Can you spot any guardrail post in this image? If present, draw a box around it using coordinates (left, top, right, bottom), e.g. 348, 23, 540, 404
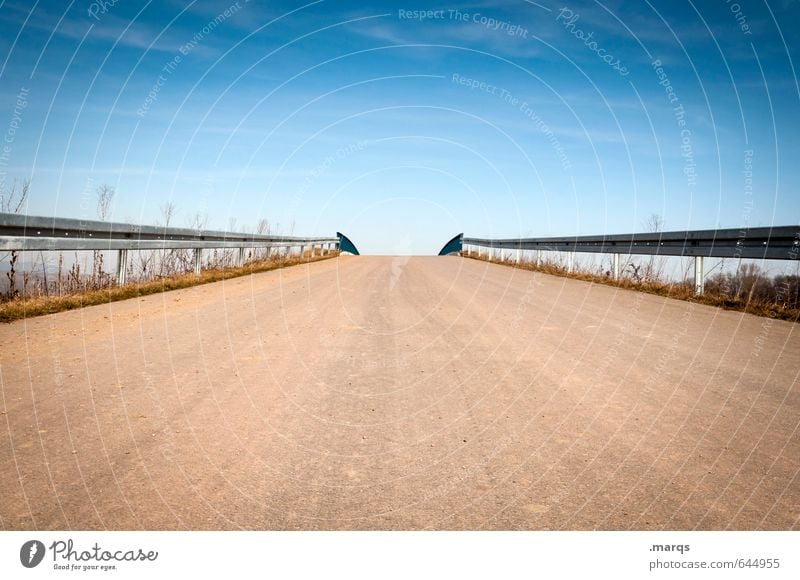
516, 248, 521, 264
536, 250, 541, 268
613, 253, 620, 280
237, 247, 246, 267
694, 256, 705, 295
193, 248, 202, 276
567, 252, 574, 273
116, 249, 128, 286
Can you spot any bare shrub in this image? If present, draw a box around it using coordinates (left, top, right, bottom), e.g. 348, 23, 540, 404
1, 179, 30, 299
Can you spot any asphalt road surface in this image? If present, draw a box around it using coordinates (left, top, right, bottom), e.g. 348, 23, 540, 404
1, 256, 798, 530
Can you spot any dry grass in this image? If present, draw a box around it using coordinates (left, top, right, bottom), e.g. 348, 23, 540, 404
465, 252, 800, 323
0, 252, 339, 323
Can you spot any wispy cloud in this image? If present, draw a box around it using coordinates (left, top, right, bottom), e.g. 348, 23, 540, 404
4, 2, 204, 55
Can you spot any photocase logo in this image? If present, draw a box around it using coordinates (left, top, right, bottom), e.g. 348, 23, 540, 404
20, 540, 45, 568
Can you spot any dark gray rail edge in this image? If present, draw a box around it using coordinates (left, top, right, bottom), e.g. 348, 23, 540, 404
441, 226, 800, 294
0, 212, 342, 285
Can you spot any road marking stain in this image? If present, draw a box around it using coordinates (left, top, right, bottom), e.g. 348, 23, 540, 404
338, 325, 363, 332
524, 503, 551, 514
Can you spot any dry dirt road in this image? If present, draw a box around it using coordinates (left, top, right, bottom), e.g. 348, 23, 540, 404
1, 256, 798, 530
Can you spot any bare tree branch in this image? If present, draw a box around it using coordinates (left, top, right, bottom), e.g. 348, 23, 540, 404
96, 184, 115, 221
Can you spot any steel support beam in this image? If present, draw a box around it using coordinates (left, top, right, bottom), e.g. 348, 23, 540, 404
116, 249, 128, 286
694, 255, 705, 295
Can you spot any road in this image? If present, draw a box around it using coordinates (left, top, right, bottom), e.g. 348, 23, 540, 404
1, 256, 798, 530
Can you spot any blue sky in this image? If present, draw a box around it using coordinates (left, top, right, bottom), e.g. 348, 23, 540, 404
0, 0, 798, 254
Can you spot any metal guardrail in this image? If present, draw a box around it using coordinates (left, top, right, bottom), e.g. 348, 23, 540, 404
0, 213, 341, 285
336, 232, 360, 256
445, 226, 800, 294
